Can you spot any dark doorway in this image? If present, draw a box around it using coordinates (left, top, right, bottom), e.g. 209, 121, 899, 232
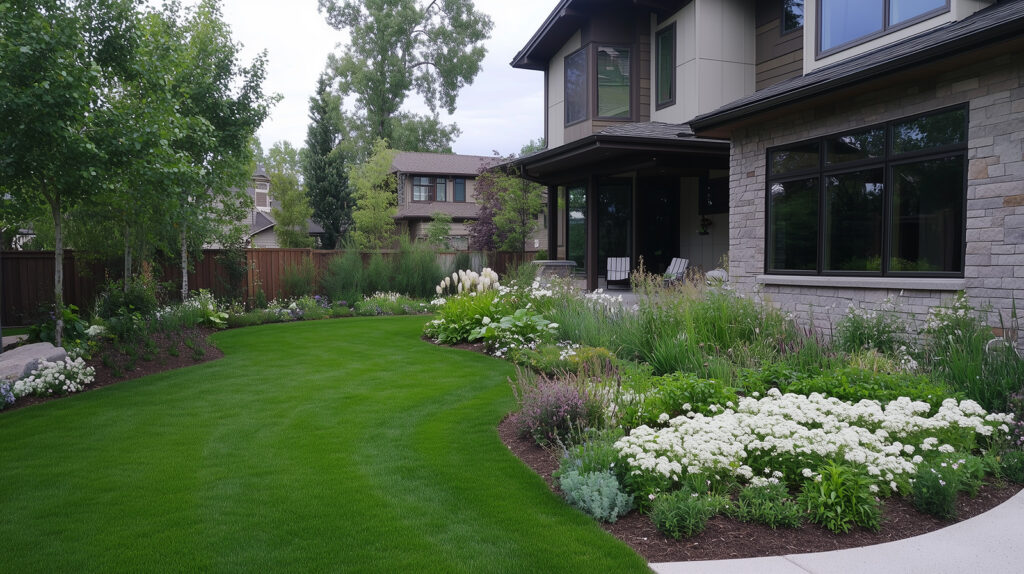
597, 177, 633, 276
637, 177, 680, 274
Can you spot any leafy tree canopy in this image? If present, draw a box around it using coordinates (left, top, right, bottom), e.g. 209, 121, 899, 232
349, 139, 397, 250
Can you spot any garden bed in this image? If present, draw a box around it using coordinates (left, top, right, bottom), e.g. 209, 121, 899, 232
498, 415, 1023, 562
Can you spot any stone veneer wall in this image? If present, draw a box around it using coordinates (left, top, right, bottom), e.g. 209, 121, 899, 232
727, 53, 1024, 337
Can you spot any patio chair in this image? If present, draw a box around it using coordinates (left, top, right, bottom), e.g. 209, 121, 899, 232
664, 257, 689, 283
606, 257, 631, 289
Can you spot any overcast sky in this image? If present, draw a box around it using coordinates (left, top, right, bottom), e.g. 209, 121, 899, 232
215, 0, 553, 157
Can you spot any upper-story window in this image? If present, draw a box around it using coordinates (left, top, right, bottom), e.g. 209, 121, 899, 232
655, 25, 675, 109
782, 0, 804, 33
819, 0, 948, 55
565, 48, 587, 125
412, 176, 432, 201
435, 177, 447, 201
596, 46, 630, 119
453, 178, 466, 202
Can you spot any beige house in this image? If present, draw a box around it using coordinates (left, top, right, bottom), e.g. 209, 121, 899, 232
391, 151, 549, 253
242, 165, 324, 248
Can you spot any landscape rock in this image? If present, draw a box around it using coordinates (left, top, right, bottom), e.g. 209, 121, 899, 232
0, 343, 68, 383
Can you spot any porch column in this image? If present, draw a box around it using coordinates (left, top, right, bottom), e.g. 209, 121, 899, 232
546, 185, 557, 260
586, 175, 598, 291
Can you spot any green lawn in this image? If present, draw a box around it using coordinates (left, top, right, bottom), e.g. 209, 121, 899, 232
0, 317, 648, 573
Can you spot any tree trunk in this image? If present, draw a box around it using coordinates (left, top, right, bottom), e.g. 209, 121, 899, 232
50, 189, 64, 347
124, 225, 132, 291
180, 226, 189, 301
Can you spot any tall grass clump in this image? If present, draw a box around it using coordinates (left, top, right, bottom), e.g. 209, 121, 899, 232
281, 258, 317, 298
450, 250, 473, 275
362, 252, 392, 296
391, 238, 443, 299
833, 296, 907, 354
321, 248, 363, 305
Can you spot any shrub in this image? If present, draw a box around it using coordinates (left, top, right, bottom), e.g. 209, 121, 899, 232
558, 470, 632, 523
734, 483, 803, 529
783, 367, 955, 409
649, 490, 730, 539
29, 304, 89, 348
11, 357, 95, 398
556, 428, 625, 478
648, 372, 739, 419
281, 258, 317, 298
1, 381, 15, 410
94, 277, 160, 320
469, 308, 558, 357
391, 238, 443, 298
1001, 450, 1024, 483
833, 297, 908, 355
912, 462, 959, 519
798, 461, 880, 533
449, 250, 472, 275
423, 290, 501, 344
509, 370, 605, 445
321, 249, 363, 304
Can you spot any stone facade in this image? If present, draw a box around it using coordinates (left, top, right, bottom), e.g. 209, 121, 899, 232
727, 53, 1024, 336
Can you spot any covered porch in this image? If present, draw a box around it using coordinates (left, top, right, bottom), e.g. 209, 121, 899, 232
518, 124, 730, 290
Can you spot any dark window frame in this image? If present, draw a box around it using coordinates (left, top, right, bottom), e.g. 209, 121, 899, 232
655, 24, 676, 110
435, 176, 447, 202
453, 178, 467, 202
765, 104, 968, 278
595, 44, 633, 121
782, 0, 804, 35
412, 175, 447, 202
564, 47, 588, 127
815, 0, 950, 59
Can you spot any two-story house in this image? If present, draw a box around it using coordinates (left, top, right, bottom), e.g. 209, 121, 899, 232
241, 165, 325, 248
391, 151, 549, 252
517, 0, 1024, 334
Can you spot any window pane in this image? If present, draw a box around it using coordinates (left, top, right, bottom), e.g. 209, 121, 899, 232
567, 184, 587, 273
656, 27, 674, 105
892, 108, 965, 154
770, 142, 819, 175
783, 0, 804, 32
768, 178, 819, 271
435, 177, 447, 201
413, 176, 431, 201
891, 156, 964, 272
565, 49, 587, 124
597, 46, 630, 118
890, 0, 945, 24
826, 128, 885, 165
454, 178, 466, 202
824, 169, 884, 272
820, 0, 883, 51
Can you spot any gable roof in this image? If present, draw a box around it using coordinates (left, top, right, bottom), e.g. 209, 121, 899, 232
391, 152, 501, 177
691, 0, 1024, 133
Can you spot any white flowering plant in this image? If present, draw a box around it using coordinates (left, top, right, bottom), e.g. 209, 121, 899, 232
834, 296, 909, 355
11, 357, 96, 398
468, 308, 558, 357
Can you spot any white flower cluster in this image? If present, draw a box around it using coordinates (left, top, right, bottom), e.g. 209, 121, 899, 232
583, 289, 625, 311
922, 292, 973, 333
614, 389, 1013, 488
12, 357, 96, 398
436, 268, 500, 296
367, 291, 401, 302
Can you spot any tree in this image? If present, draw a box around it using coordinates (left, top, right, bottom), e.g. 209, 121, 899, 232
349, 139, 397, 250
0, 0, 140, 345
318, 0, 492, 151
271, 172, 315, 248
425, 212, 452, 249
468, 160, 544, 256
303, 73, 351, 248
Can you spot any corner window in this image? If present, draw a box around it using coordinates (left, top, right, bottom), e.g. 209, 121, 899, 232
655, 25, 675, 109
453, 178, 466, 202
818, 0, 948, 54
412, 176, 432, 201
564, 48, 587, 125
596, 46, 630, 119
766, 106, 966, 276
782, 0, 804, 33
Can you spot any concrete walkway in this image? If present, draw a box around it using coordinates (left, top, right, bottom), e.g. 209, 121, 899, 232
650, 489, 1024, 574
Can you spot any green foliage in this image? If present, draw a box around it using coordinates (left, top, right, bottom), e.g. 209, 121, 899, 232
303, 72, 351, 248
321, 248, 364, 304
556, 428, 625, 478
1000, 450, 1024, 484
29, 305, 89, 348
649, 490, 731, 539
391, 238, 443, 299
425, 212, 453, 248
472, 165, 544, 254
214, 241, 249, 301
423, 290, 500, 343
362, 252, 392, 295
622, 372, 738, 428
558, 470, 632, 523
350, 140, 398, 249
734, 483, 804, 529
834, 298, 908, 354
94, 277, 160, 320
509, 370, 606, 446
271, 172, 315, 248
782, 368, 956, 409
318, 0, 492, 152
281, 258, 318, 298
798, 461, 881, 533
912, 462, 959, 519
469, 308, 558, 352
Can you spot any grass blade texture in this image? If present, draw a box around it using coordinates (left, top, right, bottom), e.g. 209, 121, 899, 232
0, 317, 647, 573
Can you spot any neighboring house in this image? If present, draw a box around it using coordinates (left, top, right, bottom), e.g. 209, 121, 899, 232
241, 165, 324, 248
514, 0, 1024, 336
688, 0, 1024, 332
391, 151, 549, 252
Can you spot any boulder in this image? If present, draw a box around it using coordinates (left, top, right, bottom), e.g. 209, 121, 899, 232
0, 342, 68, 383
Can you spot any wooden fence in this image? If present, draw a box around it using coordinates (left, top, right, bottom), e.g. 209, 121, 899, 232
2, 248, 529, 326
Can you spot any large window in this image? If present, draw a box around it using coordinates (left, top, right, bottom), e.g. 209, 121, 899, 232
766, 106, 966, 276
453, 178, 466, 202
655, 26, 675, 109
783, 0, 804, 33
564, 48, 587, 125
597, 46, 630, 119
819, 0, 947, 54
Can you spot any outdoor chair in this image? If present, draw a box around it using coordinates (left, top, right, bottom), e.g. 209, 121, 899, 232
606, 257, 631, 289
664, 257, 689, 284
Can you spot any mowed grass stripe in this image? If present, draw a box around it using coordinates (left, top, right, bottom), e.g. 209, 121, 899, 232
0, 316, 648, 573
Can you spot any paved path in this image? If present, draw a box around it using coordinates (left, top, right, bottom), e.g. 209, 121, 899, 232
651, 489, 1024, 574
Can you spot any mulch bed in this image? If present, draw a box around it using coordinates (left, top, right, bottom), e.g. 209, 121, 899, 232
3, 328, 222, 413
498, 415, 1023, 563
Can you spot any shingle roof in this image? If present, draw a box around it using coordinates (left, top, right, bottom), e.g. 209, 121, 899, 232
253, 164, 269, 180
394, 202, 481, 221
691, 0, 1024, 131
596, 121, 696, 140
391, 152, 501, 176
